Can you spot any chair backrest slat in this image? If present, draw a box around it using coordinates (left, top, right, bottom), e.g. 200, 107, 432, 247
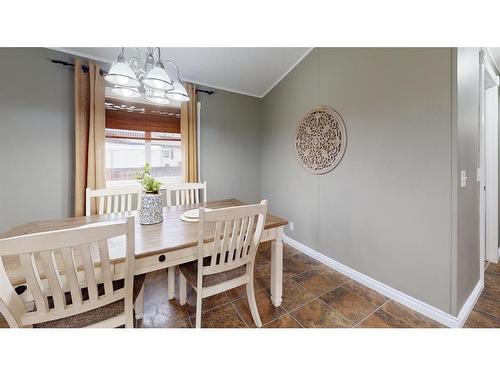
39, 250, 65, 310
236, 217, 249, 259
165, 182, 207, 207
98, 240, 114, 297
0, 218, 136, 327
199, 201, 267, 276
98, 197, 105, 215
210, 222, 222, 268
80, 244, 98, 302
60, 247, 83, 306
86, 186, 142, 216
242, 215, 255, 258
127, 194, 132, 211
19, 253, 49, 314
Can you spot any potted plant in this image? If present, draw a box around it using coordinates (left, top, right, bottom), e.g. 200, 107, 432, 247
136, 163, 163, 225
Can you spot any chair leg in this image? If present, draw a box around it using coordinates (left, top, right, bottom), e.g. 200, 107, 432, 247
134, 284, 144, 320
168, 267, 175, 300
125, 297, 134, 328
246, 281, 262, 327
179, 272, 187, 305
195, 290, 202, 328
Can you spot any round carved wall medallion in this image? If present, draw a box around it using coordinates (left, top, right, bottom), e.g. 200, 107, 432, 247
295, 106, 347, 174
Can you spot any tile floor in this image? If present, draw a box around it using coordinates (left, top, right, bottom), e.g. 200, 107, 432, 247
1, 243, 499, 328
137, 243, 449, 328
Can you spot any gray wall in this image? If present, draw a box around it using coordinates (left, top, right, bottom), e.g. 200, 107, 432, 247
453, 48, 480, 313
199, 88, 262, 204
0, 47, 484, 316
0, 48, 74, 233
261, 48, 454, 313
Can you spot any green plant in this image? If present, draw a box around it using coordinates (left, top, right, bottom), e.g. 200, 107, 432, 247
136, 163, 161, 194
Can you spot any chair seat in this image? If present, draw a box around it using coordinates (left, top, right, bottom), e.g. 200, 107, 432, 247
178, 258, 246, 288
33, 274, 146, 328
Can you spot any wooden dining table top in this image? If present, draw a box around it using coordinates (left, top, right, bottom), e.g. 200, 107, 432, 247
1, 199, 288, 285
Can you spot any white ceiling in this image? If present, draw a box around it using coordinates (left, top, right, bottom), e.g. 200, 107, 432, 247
52, 47, 312, 98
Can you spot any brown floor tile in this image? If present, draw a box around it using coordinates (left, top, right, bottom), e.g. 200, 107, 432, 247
381, 300, 445, 328
186, 287, 230, 317
143, 270, 172, 308
484, 272, 500, 295
319, 287, 378, 324
225, 281, 263, 301
464, 310, 500, 328
283, 243, 301, 258
254, 253, 270, 267
280, 278, 316, 311
142, 298, 190, 328
254, 263, 271, 290
486, 262, 500, 275
258, 242, 300, 261
314, 264, 350, 284
291, 299, 353, 328
191, 302, 247, 328
283, 253, 318, 278
356, 309, 412, 328
232, 290, 286, 327
292, 269, 342, 296
474, 293, 500, 318
0, 314, 8, 328
483, 284, 500, 301
141, 270, 190, 328
264, 314, 303, 328
139, 318, 192, 328
341, 280, 389, 307
257, 242, 272, 261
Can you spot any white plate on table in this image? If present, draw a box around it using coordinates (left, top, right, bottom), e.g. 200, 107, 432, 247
180, 208, 199, 222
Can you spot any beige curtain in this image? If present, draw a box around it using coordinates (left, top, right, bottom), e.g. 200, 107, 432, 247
74, 60, 106, 216
180, 83, 198, 182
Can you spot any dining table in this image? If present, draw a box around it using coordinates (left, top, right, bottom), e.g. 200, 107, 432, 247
0, 199, 288, 319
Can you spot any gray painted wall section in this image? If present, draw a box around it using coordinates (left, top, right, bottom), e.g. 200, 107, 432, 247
454, 48, 480, 312
199, 88, 262, 204
0, 48, 74, 233
262, 48, 454, 313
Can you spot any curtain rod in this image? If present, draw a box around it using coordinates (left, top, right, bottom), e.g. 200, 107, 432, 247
50, 59, 214, 95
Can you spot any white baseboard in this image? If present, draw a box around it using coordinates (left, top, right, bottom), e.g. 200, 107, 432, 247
283, 234, 483, 328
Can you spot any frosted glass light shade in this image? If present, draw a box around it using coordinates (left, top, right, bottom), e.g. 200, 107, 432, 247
165, 80, 190, 102
146, 89, 170, 105
111, 86, 141, 98
105, 62, 140, 87
142, 66, 173, 91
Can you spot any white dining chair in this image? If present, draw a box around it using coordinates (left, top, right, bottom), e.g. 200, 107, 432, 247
165, 181, 207, 207
164, 181, 207, 300
85, 185, 142, 216
0, 217, 141, 328
178, 200, 268, 328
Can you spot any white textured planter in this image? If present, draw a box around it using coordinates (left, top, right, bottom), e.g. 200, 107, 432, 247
140, 193, 163, 225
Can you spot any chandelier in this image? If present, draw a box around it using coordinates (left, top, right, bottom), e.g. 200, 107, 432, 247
104, 47, 190, 105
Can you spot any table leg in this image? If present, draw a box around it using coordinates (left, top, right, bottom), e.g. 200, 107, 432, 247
134, 284, 144, 320
270, 227, 283, 306
168, 267, 175, 300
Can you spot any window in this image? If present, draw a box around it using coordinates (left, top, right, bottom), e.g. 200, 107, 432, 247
104, 99, 182, 186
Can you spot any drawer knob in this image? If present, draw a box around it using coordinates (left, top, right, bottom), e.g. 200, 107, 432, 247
15, 285, 27, 295
158, 255, 166, 262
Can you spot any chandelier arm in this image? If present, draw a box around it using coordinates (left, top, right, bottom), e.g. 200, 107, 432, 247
154, 48, 161, 62
162, 60, 182, 82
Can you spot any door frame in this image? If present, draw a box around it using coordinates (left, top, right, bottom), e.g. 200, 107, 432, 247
479, 49, 500, 274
